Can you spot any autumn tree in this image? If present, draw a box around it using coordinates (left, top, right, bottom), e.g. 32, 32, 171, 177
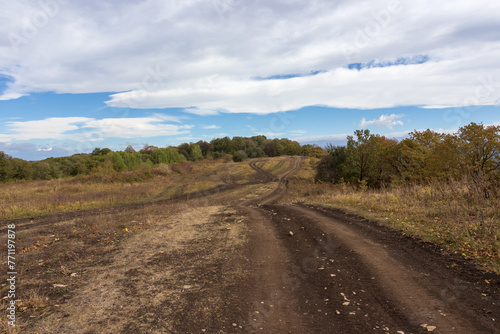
345, 129, 382, 185
456, 122, 500, 177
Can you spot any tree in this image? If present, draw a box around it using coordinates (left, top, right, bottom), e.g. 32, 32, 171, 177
141, 145, 158, 155
124, 145, 136, 153
32, 161, 53, 180
233, 150, 248, 162
0, 151, 11, 182
108, 152, 127, 171
316, 145, 348, 183
150, 149, 168, 165
263, 139, 284, 157
251, 135, 267, 147
280, 138, 302, 155
345, 129, 381, 185
92, 147, 112, 156
196, 141, 212, 158
457, 122, 500, 177
188, 144, 204, 162
10, 158, 32, 180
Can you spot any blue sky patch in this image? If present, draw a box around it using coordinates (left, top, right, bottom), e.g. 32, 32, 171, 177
348, 55, 429, 71
0, 74, 14, 94
256, 70, 324, 80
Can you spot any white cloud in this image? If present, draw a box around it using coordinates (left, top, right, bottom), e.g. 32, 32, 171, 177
0, 115, 191, 142
256, 132, 285, 138
294, 134, 349, 144
1, 117, 93, 141
1, 1, 500, 112
82, 115, 192, 139
289, 130, 307, 135
360, 114, 404, 129
200, 125, 221, 129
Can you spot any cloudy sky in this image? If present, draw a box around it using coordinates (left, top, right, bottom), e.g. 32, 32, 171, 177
1, 0, 499, 160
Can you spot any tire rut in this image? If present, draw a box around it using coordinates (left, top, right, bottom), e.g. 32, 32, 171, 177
234, 156, 500, 333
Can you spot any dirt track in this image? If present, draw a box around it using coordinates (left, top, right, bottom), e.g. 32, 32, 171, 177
3, 157, 500, 333
231, 157, 500, 333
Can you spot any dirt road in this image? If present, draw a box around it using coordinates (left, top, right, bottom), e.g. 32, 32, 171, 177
3, 156, 499, 333
230, 157, 500, 333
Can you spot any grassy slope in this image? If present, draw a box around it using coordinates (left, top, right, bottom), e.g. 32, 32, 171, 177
0, 160, 256, 220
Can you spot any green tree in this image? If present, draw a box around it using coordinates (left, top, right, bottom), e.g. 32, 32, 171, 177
92, 147, 112, 156
0, 151, 11, 182
280, 138, 302, 155
31, 161, 53, 180
188, 144, 204, 162
232, 150, 248, 162
150, 149, 169, 165
345, 129, 382, 185
10, 158, 32, 180
316, 145, 348, 183
108, 152, 127, 171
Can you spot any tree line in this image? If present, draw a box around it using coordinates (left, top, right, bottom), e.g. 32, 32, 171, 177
0, 136, 325, 182
316, 122, 500, 190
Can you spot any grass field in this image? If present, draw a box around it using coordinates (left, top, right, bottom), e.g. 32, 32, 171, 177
0, 160, 258, 220
0, 157, 289, 333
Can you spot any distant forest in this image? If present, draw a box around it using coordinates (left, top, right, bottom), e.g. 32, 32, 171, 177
0, 136, 325, 182
1, 122, 499, 190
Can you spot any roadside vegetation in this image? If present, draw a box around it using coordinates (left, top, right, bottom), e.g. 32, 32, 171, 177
0, 135, 325, 183
287, 122, 500, 273
0, 158, 258, 219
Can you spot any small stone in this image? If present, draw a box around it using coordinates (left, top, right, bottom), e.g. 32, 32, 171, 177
288, 231, 294, 236
427, 326, 437, 332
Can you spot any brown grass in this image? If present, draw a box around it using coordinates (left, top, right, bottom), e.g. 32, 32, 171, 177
0, 161, 250, 220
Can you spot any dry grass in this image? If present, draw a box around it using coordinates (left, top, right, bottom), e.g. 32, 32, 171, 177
285, 158, 500, 273
0, 175, 169, 219
0, 160, 256, 220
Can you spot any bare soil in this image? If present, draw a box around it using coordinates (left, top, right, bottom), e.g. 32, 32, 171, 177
1, 156, 499, 333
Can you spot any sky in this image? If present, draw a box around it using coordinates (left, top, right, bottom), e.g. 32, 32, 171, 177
0, 0, 499, 161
